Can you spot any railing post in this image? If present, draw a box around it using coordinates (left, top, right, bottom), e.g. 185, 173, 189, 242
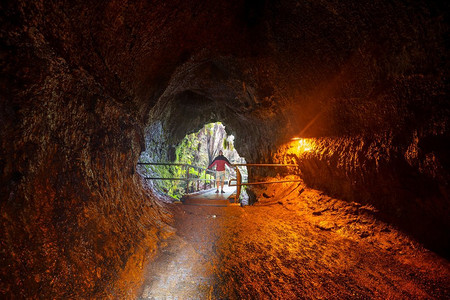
235, 166, 242, 204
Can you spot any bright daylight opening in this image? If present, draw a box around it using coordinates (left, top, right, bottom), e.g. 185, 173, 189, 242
138, 122, 248, 203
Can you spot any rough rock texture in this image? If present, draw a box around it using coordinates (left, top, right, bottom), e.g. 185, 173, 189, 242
0, 1, 176, 298
275, 135, 449, 256
1, 0, 448, 297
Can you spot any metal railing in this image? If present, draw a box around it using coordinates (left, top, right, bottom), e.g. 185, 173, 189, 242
137, 162, 217, 193
228, 163, 300, 204
138, 162, 300, 205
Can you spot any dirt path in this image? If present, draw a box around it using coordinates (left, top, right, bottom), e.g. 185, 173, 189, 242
139, 182, 450, 299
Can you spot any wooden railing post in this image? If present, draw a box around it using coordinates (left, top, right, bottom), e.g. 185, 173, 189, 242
235, 166, 242, 204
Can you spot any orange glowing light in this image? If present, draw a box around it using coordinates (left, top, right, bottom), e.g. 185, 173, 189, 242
291, 138, 313, 153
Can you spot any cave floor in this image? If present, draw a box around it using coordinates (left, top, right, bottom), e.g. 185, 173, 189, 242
139, 183, 450, 299
181, 185, 237, 207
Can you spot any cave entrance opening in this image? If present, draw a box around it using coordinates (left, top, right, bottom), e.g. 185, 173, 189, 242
139, 122, 248, 201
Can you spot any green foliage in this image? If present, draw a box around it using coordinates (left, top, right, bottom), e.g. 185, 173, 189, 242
147, 132, 205, 199
145, 121, 245, 199
145, 164, 183, 199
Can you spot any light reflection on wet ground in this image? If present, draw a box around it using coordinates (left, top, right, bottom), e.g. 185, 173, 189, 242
139, 183, 450, 299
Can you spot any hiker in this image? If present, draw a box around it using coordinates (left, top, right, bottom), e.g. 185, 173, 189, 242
208, 150, 233, 193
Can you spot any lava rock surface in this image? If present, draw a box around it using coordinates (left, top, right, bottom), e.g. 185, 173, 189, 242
1, 0, 448, 297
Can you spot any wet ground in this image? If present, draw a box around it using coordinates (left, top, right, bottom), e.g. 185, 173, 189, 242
139, 181, 450, 299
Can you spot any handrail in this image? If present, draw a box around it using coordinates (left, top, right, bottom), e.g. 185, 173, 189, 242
230, 163, 299, 205
143, 177, 216, 181
137, 162, 187, 166
229, 179, 302, 186
137, 162, 298, 203
233, 163, 298, 167
137, 162, 216, 172
137, 162, 217, 193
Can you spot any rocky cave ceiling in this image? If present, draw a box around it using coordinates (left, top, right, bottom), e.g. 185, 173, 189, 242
0, 0, 448, 298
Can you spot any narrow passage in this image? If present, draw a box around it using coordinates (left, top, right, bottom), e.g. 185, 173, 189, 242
139, 182, 450, 299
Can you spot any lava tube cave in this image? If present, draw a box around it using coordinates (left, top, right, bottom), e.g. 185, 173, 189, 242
1, 0, 449, 298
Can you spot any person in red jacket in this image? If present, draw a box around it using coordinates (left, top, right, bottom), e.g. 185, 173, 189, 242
208, 150, 233, 193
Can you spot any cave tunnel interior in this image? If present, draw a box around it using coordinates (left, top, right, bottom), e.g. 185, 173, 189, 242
1, 0, 449, 298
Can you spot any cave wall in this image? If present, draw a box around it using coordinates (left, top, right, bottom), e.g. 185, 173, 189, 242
267, 0, 450, 254
1, 0, 449, 297
0, 0, 260, 297
275, 131, 449, 255
0, 2, 175, 298
146, 55, 288, 164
